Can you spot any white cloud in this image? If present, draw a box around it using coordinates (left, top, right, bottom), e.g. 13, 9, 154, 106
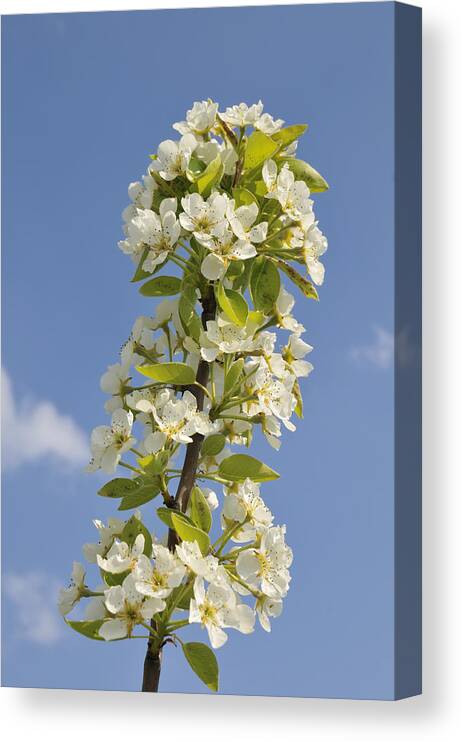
350, 326, 394, 369
1, 368, 88, 470
349, 326, 416, 370
4, 571, 63, 645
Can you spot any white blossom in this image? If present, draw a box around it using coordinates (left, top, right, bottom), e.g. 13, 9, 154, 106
96, 533, 145, 574
179, 192, 228, 246
188, 577, 255, 648
220, 101, 264, 128
63, 101, 330, 666
275, 287, 305, 334
200, 228, 256, 281
86, 409, 135, 474
283, 334, 314, 378
256, 595, 283, 632
82, 517, 125, 563
227, 202, 267, 244
173, 100, 218, 136
137, 389, 212, 452
248, 362, 295, 427
58, 562, 86, 616
303, 222, 328, 285
255, 112, 284, 135
100, 362, 131, 413
236, 526, 293, 599
200, 316, 255, 362
121, 172, 157, 226
124, 199, 181, 272
99, 574, 165, 641
222, 478, 273, 542
152, 134, 197, 181
120, 316, 156, 367
133, 545, 186, 599
263, 161, 312, 221
176, 540, 228, 585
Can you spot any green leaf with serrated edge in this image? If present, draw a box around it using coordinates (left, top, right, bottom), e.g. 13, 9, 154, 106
196, 155, 224, 197
271, 124, 307, 149
139, 276, 181, 297
218, 454, 279, 482
67, 620, 105, 641
98, 478, 139, 499
156, 507, 196, 530
279, 157, 329, 193
171, 513, 210, 556
232, 187, 258, 208
201, 433, 226, 457
275, 260, 319, 300
216, 283, 248, 327
118, 484, 160, 511
250, 257, 280, 314
120, 515, 152, 556
243, 131, 278, 171
224, 358, 244, 396
136, 362, 196, 385
182, 642, 219, 692
189, 486, 212, 533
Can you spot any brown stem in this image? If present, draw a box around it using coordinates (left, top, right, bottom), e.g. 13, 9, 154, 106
142, 633, 162, 692
141, 285, 217, 692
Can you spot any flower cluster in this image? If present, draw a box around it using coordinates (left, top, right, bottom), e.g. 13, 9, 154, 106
61, 100, 328, 692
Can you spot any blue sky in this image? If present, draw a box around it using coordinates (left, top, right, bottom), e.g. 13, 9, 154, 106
2, 3, 397, 698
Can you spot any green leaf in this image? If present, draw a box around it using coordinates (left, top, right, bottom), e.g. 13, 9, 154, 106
186, 156, 206, 182
232, 258, 253, 292
250, 256, 281, 314
171, 513, 210, 556
156, 507, 196, 530
175, 581, 194, 610
179, 284, 201, 342
225, 260, 244, 280
98, 478, 139, 499
248, 179, 268, 198
137, 451, 169, 475
276, 260, 319, 300
218, 453, 279, 482
216, 283, 248, 327
196, 155, 224, 197
279, 158, 329, 193
201, 433, 226, 457
135, 362, 196, 385
118, 484, 160, 511
67, 619, 105, 641
120, 515, 152, 556
232, 187, 258, 208
271, 124, 307, 149
131, 249, 167, 283
224, 358, 244, 396
101, 569, 130, 587
139, 275, 181, 297
244, 131, 278, 171
182, 642, 219, 692
293, 379, 304, 419
189, 486, 212, 533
